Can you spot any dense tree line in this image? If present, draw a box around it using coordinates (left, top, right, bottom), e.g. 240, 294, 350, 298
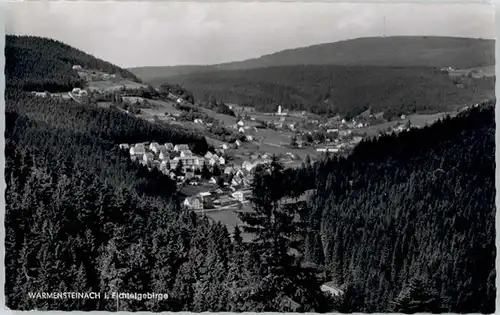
159, 65, 494, 119
290, 101, 495, 312
6, 35, 142, 92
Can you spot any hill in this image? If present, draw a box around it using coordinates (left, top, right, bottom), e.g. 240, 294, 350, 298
294, 101, 496, 312
6, 35, 143, 92
152, 65, 495, 119
129, 36, 495, 81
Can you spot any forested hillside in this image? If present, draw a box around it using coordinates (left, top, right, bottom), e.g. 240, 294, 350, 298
5, 35, 495, 313
6, 35, 142, 92
130, 36, 494, 80
294, 102, 496, 313
159, 65, 494, 118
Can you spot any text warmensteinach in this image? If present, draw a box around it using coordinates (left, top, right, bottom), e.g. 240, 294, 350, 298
28, 292, 100, 299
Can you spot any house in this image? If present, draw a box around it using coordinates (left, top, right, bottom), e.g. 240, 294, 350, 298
177, 98, 183, 104
159, 148, 170, 161
209, 177, 217, 184
183, 197, 203, 210
327, 129, 339, 133
237, 120, 245, 127
164, 143, 174, 150
246, 135, 254, 141
232, 189, 252, 202
224, 166, 234, 175
72, 65, 83, 71
143, 152, 154, 162
194, 118, 203, 124
235, 140, 242, 147
208, 157, 219, 166
238, 127, 245, 133
320, 281, 344, 297
130, 144, 146, 156
119, 143, 130, 150
204, 152, 214, 159
242, 161, 255, 172
221, 143, 230, 150
219, 157, 226, 165
316, 147, 339, 153
174, 144, 190, 152
231, 177, 243, 187
180, 150, 193, 157
169, 157, 180, 169
401, 114, 406, 120
72, 87, 82, 94
149, 142, 161, 153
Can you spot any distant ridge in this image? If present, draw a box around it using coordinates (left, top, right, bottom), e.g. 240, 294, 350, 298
129, 36, 495, 82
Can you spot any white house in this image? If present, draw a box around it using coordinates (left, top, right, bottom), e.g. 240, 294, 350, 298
149, 142, 161, 153
237, 120, 245, 127
316, 147, 339, 153
235, 140, 242, 147
119, 143, 130, 150
159, 148, 170, 161
320, 282, 344, 297
238, 127, 245, 133
177, 98, 183, 104
209, 157, 219, 166
221, 143, 230, 150
327, 129, 339, 133
194, 118, 203, 124
246, 135, 254, 141
219, 157, 226, 165
209, 177, 217, 184
232, 189, 252, 202
143, 152, 154, 162
72, 65, 83, 71
180, 150, 193, 157
174, 144, 190, 152
183, 197, 203, 210
204, 152, 214, 159
242, 161, 254, 172
130, 144, 146, 156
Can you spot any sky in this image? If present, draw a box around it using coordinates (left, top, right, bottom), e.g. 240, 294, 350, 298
5, 1, 496, 68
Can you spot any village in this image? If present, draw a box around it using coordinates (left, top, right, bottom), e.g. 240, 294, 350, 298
119, 140, 276, 212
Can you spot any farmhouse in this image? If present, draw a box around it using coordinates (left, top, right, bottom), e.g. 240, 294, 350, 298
316, 147, 339, 153
183, 197, 203, 210
130, 144, 146, 155
320, 281, 344, 297
149, 142, 161, 153
143, 152, 154, 163
232, 189, 252, 202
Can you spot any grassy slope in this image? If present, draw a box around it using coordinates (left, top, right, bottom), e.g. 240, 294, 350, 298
129, 36, 495, 81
